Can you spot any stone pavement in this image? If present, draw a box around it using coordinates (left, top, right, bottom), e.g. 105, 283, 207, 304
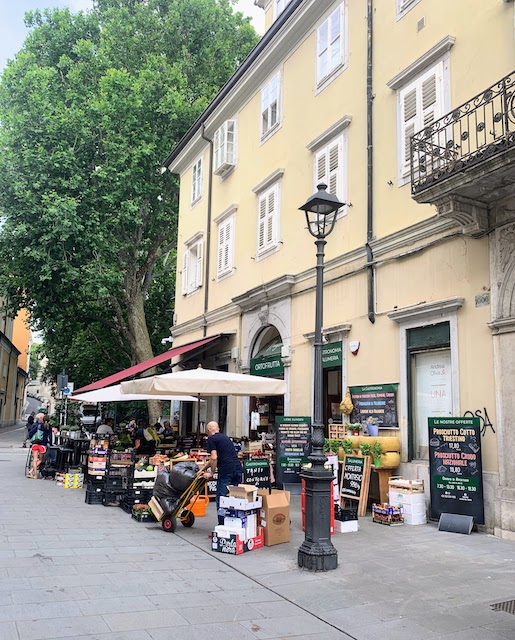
1, 440, 515, 640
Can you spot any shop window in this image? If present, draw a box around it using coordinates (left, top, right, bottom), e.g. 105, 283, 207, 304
407, 322, 451, 461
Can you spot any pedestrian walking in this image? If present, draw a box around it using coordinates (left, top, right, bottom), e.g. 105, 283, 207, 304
200, 421, 242, 525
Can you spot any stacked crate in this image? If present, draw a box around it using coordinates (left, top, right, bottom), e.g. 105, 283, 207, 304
103, 451, 132, 507
85, 438, 108, 504
388, 478, 426, 525
119, 459, 156, 513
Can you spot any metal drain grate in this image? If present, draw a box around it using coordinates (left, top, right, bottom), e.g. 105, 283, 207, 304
491, 600, 515, 615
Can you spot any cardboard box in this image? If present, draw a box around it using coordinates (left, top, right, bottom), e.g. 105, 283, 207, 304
211, 527, 264, 555
219, 496, 262, 511
335, 519, 359, 533
372, 503, 404, 526
257, 489, 290, 546
224, 513, 258, 540
227, 484, 258, 502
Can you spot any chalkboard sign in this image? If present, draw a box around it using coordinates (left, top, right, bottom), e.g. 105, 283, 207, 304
275, 416, 311, 488
339, 454, 371, 517
349, 383, 398, 427
206, 470, 218, 497
429, 417, 484, 524
243, 458, 271, 490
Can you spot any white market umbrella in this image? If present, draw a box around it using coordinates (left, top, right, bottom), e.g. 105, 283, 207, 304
121, 365, 287, 444
120, 364, 287, 397
71, 384, 199, 404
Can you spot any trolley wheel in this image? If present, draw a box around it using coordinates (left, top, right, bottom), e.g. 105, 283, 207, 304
162, 516, 177, 532
181, 510, 195, 527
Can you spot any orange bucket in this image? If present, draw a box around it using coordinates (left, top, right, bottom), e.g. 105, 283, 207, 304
186, 495, 209, 517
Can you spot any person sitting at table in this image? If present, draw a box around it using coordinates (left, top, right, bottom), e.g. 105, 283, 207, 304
96, 418, 114, 435
161, 421, 175, 441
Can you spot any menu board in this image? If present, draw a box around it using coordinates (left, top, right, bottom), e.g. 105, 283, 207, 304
339, 454, 371, 517
206, 470, 218, 496
275, 416, 311, 488
349, 383, 398, 427
243, 458, 271, 490
428, 417, 484, 524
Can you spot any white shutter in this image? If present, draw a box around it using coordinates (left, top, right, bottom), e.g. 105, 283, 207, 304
401, 86, 418, 175
315, 147, 328, 185
258, 194, 267, 252
266, 188, 276, 246
328, 140, 341, 198
181, 250, 189, 295
217, 224, 225, 275
195, 241, 203, 288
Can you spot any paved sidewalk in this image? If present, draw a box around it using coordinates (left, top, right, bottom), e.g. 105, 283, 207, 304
1, 446, 515, 640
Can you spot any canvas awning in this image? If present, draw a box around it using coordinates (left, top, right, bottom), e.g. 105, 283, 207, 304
73, 335, 222, 394
71, 384, 200, 404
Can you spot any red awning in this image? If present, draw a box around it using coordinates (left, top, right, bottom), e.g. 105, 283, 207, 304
73, 334, 222, 394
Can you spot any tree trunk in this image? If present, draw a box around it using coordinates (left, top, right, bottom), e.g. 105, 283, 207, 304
126, 288, 162, 425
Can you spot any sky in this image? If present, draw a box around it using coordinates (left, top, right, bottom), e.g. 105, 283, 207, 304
0, 0, 265, 72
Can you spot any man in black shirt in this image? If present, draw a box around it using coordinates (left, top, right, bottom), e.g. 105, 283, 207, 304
201, 421, 242, 525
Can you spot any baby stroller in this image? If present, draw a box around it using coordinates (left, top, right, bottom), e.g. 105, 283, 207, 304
149, 461, 206, 532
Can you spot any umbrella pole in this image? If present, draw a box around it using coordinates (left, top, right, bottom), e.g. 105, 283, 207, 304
196, 393, 201, 447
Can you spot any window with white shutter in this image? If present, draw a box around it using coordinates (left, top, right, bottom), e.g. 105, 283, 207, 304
312, 134, 346, 216
317, 4, 346, 86
397, 0, 422, 20
217, 215, 235, 278
257, 184, 280, 256
214, 120, 236, 176
191, 156, 203, 204
261, 72, 281, 139
181, 239, 204, 295
398, 61, 444, 178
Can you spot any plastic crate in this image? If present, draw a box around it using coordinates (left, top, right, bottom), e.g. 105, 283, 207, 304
105, 476, 124, 489
85, 491, 104, 505
118, 500, 133, 514
131, 510, 157, 523
185, 495, 209, 517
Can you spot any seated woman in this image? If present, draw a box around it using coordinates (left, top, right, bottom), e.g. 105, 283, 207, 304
27, 416, 52, 478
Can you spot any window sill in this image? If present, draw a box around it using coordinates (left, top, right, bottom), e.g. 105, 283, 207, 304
256, 244, 280, 262
190, 195, 202, 208
216, 269, 234, 282
183, 287, 202, 298
315, 61, 348, 96
260, 121, 283, 146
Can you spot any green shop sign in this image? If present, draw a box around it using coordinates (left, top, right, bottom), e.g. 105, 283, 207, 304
250, 354, 284, 376
322, 341, 342, 368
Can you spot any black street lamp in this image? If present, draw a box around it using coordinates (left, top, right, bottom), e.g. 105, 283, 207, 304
298, 183, 344, 572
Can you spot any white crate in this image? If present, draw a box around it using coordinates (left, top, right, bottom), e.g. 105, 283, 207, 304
404, 512, 427, 525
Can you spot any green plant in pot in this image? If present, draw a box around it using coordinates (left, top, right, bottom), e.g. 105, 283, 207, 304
341, 438, 354, 455
372, 439, 383, 467
360, 442, 371, 458
351, 423, 362, 436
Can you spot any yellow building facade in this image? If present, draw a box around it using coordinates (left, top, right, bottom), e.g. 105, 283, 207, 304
164, 0, 515, 536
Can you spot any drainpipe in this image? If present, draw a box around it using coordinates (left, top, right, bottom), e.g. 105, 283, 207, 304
201, 124, 214, 338
366, 0, 376, 324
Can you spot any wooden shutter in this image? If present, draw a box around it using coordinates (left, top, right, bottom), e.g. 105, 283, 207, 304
314, 138, 343, 201
258, 194, 267, 252
195, 241, 203, 288
401, 86, 417, 173
181, 250, 189, 295
266, 188, 276, 246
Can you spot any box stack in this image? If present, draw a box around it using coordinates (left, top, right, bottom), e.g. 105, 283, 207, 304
258, 489, 291, 545
372, 503, 404, 526
103, 452, 132, 507
389, 478, 426, 525
120, 459, 157, 514
58, 471, 85, 489
85, 438, 108, 504
211, 484, 264, 555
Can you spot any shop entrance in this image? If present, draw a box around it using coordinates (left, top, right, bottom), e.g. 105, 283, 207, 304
323, 367, 342, 432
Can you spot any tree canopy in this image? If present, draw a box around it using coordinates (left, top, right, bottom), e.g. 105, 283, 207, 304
0, 0, 258, 391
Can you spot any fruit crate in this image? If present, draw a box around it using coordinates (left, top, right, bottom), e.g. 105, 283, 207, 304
131, 507, 157, 523
85, 490, 104, 505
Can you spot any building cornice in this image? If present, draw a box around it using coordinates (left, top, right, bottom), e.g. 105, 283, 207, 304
304, 323, 352, 341
214, 203, 238, 225
233, 275, 295, 311
388, 297, 465, 323
184, 230, 203, 247
252, 168, 285, 194
306, 116, 352, 152
387, 35, 456, 90
488, 317, 515, 336
172, 303, 240, 338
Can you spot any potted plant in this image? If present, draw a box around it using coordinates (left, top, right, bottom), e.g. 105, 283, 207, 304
341, 438, 354, 455
372, 439, 383, 467
351, 423, 362, 436
360, 442, 371, 458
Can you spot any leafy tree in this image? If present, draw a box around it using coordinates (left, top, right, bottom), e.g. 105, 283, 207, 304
0, 0, 257, 403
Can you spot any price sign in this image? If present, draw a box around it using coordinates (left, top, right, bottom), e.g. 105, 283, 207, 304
428, 417, 484, 524
339, 454, 371, 517
243, 458, 271, 490
206, 471, 218, 496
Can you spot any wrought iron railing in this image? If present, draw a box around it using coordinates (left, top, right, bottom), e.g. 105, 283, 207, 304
411, 71, 515, 195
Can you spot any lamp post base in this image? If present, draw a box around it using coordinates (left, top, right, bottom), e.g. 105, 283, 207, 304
298, 467, 338, 572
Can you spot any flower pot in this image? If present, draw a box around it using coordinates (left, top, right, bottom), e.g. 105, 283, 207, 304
374, 459, 381, 467
352, 430, 360, 436
367, 423, 379, 437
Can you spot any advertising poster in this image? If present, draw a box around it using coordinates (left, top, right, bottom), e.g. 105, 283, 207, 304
349, 383, 399, 427
428, 417, 484, 524
275, 416, 311, 488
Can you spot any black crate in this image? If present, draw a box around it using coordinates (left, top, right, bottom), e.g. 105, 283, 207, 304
85, 491, 104, 505
131, 511, 157, 523
102, 495, 122, 507
105, 476, 124, 489
87, 474, 106, 485
128, 488, 153, 500
118, 500, 133, 514
86, 483, 105, 495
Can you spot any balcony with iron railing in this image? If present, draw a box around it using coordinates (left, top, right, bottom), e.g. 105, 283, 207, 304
411, 71, 515, 211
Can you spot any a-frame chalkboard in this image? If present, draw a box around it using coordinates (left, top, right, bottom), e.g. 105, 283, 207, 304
339, 454, 371, 517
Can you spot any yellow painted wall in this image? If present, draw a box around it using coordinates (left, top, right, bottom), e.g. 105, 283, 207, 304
12, 309, 31, 373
